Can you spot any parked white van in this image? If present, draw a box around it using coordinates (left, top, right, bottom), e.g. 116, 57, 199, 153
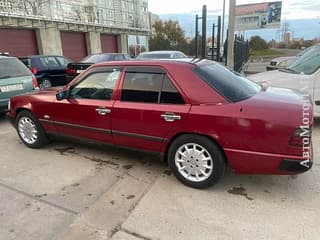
248, 44, 320, 117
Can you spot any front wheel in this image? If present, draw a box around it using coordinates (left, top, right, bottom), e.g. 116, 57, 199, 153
168, 134, 225, 189
16, 110, 50, 148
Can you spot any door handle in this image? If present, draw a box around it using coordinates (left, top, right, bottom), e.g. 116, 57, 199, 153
95, 107, 111, 116
161, 112, 181, 122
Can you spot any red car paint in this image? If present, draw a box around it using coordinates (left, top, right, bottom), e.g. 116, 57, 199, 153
8, 60, 313, 174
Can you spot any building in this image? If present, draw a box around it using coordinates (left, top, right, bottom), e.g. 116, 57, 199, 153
0, 0, 150, 60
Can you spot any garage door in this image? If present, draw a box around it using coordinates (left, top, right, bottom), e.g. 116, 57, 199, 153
60, 31, 87, 61
101, 34, 118, 53
0, 28, 38, 56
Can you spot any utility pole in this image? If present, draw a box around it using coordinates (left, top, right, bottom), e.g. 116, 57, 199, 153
195, 14, 199, 58
217, 16, 221, 62
221, 0, 226, 54
212, 24, 215, 60
227, 0, 236, 69
201, 5, 207, 59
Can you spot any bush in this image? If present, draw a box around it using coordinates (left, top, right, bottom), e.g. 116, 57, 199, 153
249, 36, 268, 51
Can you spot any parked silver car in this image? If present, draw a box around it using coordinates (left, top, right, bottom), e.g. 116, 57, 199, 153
136, 51, 187, 60
0, 56, 37, 112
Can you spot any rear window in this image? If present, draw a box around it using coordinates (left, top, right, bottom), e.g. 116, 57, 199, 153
40, 56, 60, 67
0, 58, 32, 79
19, 58, 31, 68
194, 63, 261, 102
138, 53, 172, 59
81, 54, 113, 63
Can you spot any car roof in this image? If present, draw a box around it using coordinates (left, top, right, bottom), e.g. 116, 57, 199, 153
18, 55, 66, 58
140, 51, 184, 54
90, 53, 125, 56
0, 56, 16, 59
93, 58, 212, 68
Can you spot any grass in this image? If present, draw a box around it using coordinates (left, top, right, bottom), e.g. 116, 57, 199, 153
250, 48, 284, 57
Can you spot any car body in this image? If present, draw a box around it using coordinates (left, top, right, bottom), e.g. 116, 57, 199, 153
249, 44, 320, 117
136, 51, 187, 60
7, 59, 313, 188
0, 56, 37, 112
266, 55, 297, 71
266, 48, 310, 71
19, 55, 71, 89
66, 53, 131, 82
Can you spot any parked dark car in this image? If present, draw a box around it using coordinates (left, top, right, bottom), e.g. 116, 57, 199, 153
19, 55, 71, 89
7, 59, 313, 189
66, 53, 131, 81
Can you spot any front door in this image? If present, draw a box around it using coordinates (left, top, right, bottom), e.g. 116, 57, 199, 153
112, 67, 191, 152
53, 67, 121, 143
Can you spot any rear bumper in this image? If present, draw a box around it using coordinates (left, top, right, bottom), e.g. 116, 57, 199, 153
225, 147, 313, 174
279, 159, 313, 172
0, 99, 9, 112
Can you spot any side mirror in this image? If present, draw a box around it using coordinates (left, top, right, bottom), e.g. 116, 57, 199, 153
56, 90, 70, 101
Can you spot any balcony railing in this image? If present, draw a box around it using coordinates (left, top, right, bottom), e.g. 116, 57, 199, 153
0, 0, 150, 31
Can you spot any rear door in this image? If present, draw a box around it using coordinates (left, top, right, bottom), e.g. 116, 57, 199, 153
112, 67, 191, 152
0, 58, 33, 108
53, 67, 121, 143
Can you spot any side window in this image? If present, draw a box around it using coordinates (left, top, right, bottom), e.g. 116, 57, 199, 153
160, 76, 185, 104
122, 72, 163, 103
40, 57, 60, 68
70, 69, 120, 100
121, 70, 184, 104
56, 56, 70, 67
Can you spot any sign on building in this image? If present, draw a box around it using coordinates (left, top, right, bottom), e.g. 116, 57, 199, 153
235, 1, 282, 30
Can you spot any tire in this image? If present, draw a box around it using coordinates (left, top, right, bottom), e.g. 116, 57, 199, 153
168, 134, 225, 189
16, 110, 50, 148
39, 78, 52, 89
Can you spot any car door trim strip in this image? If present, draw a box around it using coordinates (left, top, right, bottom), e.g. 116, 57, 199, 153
40, 119, 112, 134
112, 130, 166, 142
40, 119, 166, 142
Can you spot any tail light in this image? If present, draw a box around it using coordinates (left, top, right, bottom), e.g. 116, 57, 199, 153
66, 68, 76, 75
32, 75, 39, 90
31, 67, 38, 75
289, 127, 312, 147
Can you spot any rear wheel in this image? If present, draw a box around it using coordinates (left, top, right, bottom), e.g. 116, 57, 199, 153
39, 78, 51, 89
168, 134, 225, 189
16, 110, 50, 148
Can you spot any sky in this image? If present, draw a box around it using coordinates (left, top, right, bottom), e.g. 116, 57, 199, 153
148, 0, 320, 20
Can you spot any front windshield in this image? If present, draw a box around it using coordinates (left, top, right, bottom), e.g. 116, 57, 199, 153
287, 45, 320, 75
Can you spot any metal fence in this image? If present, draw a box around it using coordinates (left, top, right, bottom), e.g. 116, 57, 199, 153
0, 0, 150, 31
233, 35, 249, 72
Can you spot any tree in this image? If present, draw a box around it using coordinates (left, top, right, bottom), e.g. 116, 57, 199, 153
149, 20, 187, 51
249, 36, 268, 51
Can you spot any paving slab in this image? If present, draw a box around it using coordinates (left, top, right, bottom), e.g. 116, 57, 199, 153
59, 162, 162, 240
0, 185, 75, 240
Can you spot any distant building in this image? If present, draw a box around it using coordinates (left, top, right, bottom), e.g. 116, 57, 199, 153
0, 0, 151, 60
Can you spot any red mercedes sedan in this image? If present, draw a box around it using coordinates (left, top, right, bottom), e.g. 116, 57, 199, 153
7, 60, 313, 188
